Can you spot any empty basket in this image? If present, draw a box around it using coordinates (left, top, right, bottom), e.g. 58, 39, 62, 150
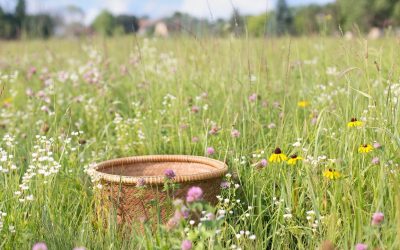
91, 155, 228, 226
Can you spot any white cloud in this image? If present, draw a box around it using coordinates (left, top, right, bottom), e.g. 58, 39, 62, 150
179, 0, 274, 19
104, 0, 130, 15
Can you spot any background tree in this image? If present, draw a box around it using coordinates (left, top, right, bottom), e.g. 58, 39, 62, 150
247, 13, 271, 37
115, 15, 139, 33
24, 14, 54, 38
15, 0, 25, 30
92, 10, 116, 37
0, 7, 17, 39
275, 0, 293, 35
229, 8, 245, 37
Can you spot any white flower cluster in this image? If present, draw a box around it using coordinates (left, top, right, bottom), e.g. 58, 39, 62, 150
304, 154, 333, 167
16, 136, 61, 202
113, 113, 146, 149
133, 39, 178, 79
0, 134, 17, 174
0, 210, 6, 231
0, 71, 18, 85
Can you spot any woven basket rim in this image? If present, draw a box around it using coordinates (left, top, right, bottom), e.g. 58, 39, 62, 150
91, 155, 228, 185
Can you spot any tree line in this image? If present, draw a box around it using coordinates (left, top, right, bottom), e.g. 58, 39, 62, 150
1, 0, 400, 39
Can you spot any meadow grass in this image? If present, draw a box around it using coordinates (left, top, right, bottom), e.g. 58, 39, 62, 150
0, 35, 399, 249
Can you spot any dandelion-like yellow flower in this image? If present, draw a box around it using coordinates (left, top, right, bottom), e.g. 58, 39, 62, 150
269, 148, 288, 163
287, 154, 303, 165
297, 100, 309, 108
323, 168, 341, 180
347, 118, 363, 128
3, 97, 12, 105
358, 144, 373, 153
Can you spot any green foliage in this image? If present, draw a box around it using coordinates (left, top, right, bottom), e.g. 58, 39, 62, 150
91, 11, 139, 37
115, 15, 139, 33
276, 0, 293, 35
229, 9, 245, 37
23, 14, 54, 39
15, 0, 26, 26
92, 10, 116, 37
247, 13, 270, 37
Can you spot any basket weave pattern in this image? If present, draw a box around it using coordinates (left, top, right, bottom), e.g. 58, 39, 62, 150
92, 155, 228, 225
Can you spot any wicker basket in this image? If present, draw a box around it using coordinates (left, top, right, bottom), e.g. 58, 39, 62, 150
91, 155, 228, 226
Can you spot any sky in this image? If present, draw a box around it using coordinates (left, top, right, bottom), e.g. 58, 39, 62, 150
0, 0, 334, 24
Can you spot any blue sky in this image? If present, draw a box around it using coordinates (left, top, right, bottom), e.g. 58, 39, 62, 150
0, 0, 334, 23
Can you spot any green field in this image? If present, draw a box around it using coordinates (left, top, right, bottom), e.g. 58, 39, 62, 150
0, 36, 399, 249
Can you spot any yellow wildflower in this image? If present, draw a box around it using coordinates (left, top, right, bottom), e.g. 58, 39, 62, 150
269, 148, 288, 163
3, 97, 12, 106
297, 100, 309, 108
347, 118, 363, 128
287, 154, 303, 165
358, 144, 373, 153
323, 168, 341, 180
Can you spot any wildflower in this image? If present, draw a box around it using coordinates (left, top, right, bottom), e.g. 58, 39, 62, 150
191, 137, 199, 143
358, 144, 373, 153
373, 142, 382, 149
287, 155, 303, 165
220, 181, 230, 189
268, 148, 287, 163
249, 235, 256, 240
204, 212, 215, 221
249, 93, 257, 102
371, 212, 384, 225
164, 169, 176, 179
231, 129, 240, 138
73, 247, 86, 250
206, 147, 215, 155
186, 186, 203, 203
267, 123, 276, 129
209, 125, 219, 135
191, 106, 200, 113
32, 243, 48, 250
292, 141, 301, 147
181, 239, 193, 250
297, 100, 309, 108
347, 118, 363, 128
260, 159, 268, 167
371, 157, 380, 165
323, 168, 341, 180
355, 243, 368, 250
136, 178, 146, 187
283, 213, 293, 219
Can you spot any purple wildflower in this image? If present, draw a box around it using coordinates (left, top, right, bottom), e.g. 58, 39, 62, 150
371, 157, 380, 165
181, 239, 193, 250
371, 212, 384, 225
231, 129, 240, 138
186, 186, 203, 203
206, 147, 215, 155
220, 181, 230, 189
137, 178, 146, 187
248, 93, 257, 102
32, 243, 47, 250
164, 169, 176, 179
355, 243, 368, 250
373, 142, 382, 149
191, 106, 200, 113
260, 159, 268, 167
